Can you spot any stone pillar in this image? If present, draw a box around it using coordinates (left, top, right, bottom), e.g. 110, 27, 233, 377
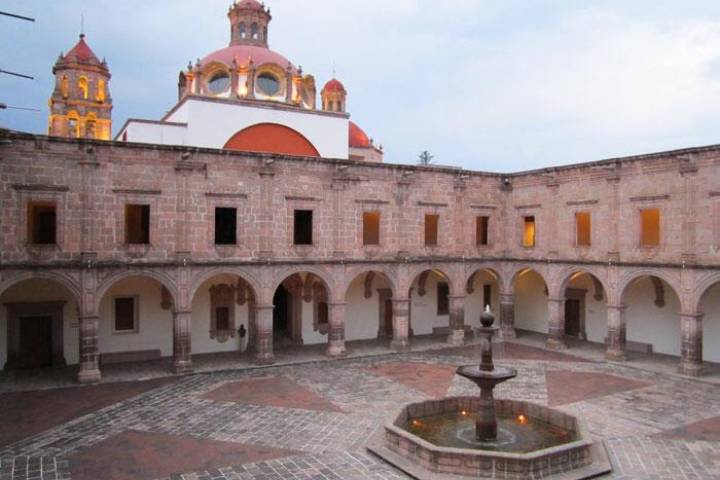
77, 315, 101, 384
546, 298, 567, 350
606, 305, 627, 361
255, 304, 275, 365
258, 167, 275, 258
172, 310, 193, 374
391, 298, 411, 351
327, 302, 347, 357
499, 293, 516, 339
679, 313, 704, 376
448, 295, 466, 346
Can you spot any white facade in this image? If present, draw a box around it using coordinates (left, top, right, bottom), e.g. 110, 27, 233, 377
118, 97, 350, 159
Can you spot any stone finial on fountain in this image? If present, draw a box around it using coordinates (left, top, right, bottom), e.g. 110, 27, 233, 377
480, 305, 495, 328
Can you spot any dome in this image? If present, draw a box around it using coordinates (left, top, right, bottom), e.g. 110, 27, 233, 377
322, 78, 346, 93
200, 44, 297, 73
349, 121, 371, 148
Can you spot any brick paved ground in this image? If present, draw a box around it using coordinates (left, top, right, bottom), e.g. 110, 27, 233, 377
2, 339, 720, 479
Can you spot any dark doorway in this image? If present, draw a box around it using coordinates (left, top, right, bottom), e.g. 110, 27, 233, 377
273, 285, 291, 337
19, 316, 53, 369
384, 299, 393, 337
565, 299, 581, 338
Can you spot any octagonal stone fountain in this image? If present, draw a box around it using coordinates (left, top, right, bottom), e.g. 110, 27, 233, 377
368, 308, 612, 479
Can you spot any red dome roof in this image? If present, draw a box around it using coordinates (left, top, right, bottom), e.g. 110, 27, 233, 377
349, 121, 371, 148
61, 35, 102, 65
322, 78, 346, 93
200, 45, 296, 73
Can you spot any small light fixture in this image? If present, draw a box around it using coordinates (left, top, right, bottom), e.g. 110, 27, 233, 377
517, 414, 528, 425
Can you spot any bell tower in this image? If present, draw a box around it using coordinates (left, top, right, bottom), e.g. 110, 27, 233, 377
49, 34, 112, 140
228, 0, 272, 48
321, 79, 347, 113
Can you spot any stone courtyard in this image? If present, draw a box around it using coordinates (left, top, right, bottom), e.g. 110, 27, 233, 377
1, 336, 720, 480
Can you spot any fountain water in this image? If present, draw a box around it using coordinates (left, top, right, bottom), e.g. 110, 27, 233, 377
368, 308, 612, 479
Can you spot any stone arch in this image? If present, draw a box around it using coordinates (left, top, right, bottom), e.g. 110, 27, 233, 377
554, 268, 610, 344
554, 267, 608, 300
343, 270, 397, 342
271, 265, 334, 301
405, 266, 453, 297
693, 271, 720, 313
340, 266, 397, 300
510, 266, 550, 335
95, 270, 179, 313
510, 265, 550, 291
465, 266, 504, 295
0, 271, 81, 305
189, 267, 261, 303
618, 269, 681, 307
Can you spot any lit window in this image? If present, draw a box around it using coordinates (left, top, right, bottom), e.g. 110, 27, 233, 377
425, 214, 439, 246
251, 23, 259, 39
523, 216, 536, 247
239, 22, 246, 39
257, 72, 280, 96
68, 115, 79, 138
96, 79, 106, 103
215, 207, 237, 245
126, 204, 150, 245
208, 71, 230, 95
476, 216, 489, 246
61, 75, 69, 98
576, 212, 591, 246
363, 211, 380, 246
294, 210, 313, 245
114, 297, 137, 333
28, 202, 57, 245
640, 208, 660, 246
78, 77, 89, 99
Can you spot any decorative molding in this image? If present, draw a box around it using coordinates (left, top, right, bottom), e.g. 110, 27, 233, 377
355, 199, 390, 205
285, 195, 320, 202
566, 200, 599, 206
629, 194, 670, 203
205, 192, 248, 199
470, 204, 498, 210
112, 188, 162, 196
709, 191, 720, 198
417, 201, 449, 208
515, 204, 542, 210
12, 184, 69, 193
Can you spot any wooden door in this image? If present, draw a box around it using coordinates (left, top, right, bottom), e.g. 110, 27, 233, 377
384, 299, 394, 337
19, 316, 52, 369
564, 300, 581, 338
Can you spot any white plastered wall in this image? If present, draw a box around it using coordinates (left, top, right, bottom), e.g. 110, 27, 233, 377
0, 279, 80, 368
514, 270, 549, 334
302, 299, 327, 345
191, 275, 249, 355
344, 273, 392, 341
97, 278, 173, 357
700, 283, 720, 363
410, 272, 450, 335
625, 277, 681, 357
565, 275, 608, 344
465, 271, 501, 329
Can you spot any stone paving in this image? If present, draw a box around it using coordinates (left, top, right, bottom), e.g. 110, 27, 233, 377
1, 339, 720, 479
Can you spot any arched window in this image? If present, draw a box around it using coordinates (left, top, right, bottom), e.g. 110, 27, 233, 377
78, 77, 89, 100
96, 79, 106, 103
251, 23, 258, 40
67, 112, 80, 138
61, 75, 69, 98
263, 27, 268, 41
86, 120, 96, 139
239, 22, 246, 39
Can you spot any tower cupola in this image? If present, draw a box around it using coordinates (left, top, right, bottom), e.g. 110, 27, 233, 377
228, 0, 272, 48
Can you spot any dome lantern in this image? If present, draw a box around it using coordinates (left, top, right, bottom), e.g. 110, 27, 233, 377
228, 0, 272, 48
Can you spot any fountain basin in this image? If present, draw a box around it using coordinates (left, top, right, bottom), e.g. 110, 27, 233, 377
368, 396, 611, 479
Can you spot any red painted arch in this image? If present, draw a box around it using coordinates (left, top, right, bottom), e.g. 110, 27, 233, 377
223, 123, 320, 157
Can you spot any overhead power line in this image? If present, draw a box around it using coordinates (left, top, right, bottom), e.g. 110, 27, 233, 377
0, 69, 34, 80
0, 11, 35, 22
0, 103, 41, 112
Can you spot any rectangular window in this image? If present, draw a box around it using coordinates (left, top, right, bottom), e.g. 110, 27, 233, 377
363, 211, 380, 246
28, 202, 57, 245
294, 210, 313, 245
483, 284, 492, 310
215, 307, 230, 331
114, 297, 137, 332
576, 212, 591, 246
523, 216, 536, 247
476, 216, 489, 246
640, 208, 661, 246
215, 207, 237, 245
437, 282, 449, 315
425, 214, 439, 246
126, 204, 150, 245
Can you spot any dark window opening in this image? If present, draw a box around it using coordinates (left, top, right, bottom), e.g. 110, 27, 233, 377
483, 284, 492, 310
294, 210, 313, 245
215, 307, 230, 331
476, 216, 489, 246
215, 207, 237, 245
318, 302, 329, 326
425, 214, 439, 246
437, 282, 450, 315
126, 204, 150, 245
363, 211, 380, 245
28, 202, 57, 245
114, 297, 136, 332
